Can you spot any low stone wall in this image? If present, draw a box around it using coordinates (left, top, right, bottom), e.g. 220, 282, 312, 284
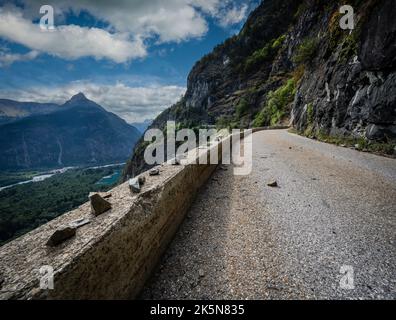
0, 134, 239, 300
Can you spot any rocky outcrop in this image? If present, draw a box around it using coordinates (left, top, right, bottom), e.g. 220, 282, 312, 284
359, 0, 396, 71
124, 0, 395, 179
291, 0, 396, 144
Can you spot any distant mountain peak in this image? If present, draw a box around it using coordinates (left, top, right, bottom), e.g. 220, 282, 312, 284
70, 92, 88, 102
64, 92, 102, 110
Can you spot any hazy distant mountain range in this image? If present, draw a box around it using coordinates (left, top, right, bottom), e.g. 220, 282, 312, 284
130, 119, 152, 133
0, 99, 59, 125
0, 93, 141, 170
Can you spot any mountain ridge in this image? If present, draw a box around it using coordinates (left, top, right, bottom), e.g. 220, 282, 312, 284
0, 99, 59, 125
0, 94, 141, 170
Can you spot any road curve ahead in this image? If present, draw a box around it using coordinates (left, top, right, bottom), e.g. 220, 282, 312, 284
141, 130, 396, 300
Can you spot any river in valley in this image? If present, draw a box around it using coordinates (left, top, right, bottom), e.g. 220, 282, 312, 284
0, 163, 125, 192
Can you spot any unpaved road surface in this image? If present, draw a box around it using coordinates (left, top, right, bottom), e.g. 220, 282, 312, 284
141, 130, 396, 299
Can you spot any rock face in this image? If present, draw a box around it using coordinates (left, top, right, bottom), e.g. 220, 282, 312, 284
124, 0, 396, 178
291, 0, 396, 143
359, 0, 396, 71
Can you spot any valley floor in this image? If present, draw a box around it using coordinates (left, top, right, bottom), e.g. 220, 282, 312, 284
0, 165, 122, 245
141, 129, 396, 299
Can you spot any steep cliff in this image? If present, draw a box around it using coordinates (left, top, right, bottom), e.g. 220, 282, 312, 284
290, 0, 396, 145
124, 0, 396, 178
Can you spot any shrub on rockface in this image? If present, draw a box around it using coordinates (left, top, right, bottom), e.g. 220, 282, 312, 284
292, 37, 319, 65
235, 98, 249, 119
215, 115, 240, 130
328, 9, 359, 63
271, 34, 286, 49
307, 103, 314, 124
253, 78, 296, 127
244, 35, 286, 74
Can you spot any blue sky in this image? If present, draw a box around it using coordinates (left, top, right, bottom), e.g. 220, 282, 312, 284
0, 0, 259, 122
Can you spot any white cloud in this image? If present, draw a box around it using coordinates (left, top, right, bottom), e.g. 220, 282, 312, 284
218, 4, 249, 27
0, 82, 186, 122
21, 0, 212, 43
0, 49, 39, 67
0, 8, 146, 63
0, 1, 254, 63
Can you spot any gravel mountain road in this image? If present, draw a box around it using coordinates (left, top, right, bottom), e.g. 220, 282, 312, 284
141, 130, 396, 300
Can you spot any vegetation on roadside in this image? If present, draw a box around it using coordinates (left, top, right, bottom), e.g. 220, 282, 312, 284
290, 128, 395, 156
216, 115, 238, 130
235, 98, 249, 119
253, 78, 296, 127
306, 103, 314, 125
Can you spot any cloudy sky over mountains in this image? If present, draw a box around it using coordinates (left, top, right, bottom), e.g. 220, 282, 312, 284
0, 0, 258, 122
